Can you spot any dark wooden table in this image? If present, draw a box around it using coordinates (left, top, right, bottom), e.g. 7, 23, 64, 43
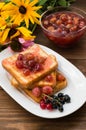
0, 0, 86, 130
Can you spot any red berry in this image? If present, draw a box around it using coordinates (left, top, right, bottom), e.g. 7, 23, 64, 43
57, 74, 65, 81
42, 86, 53, 95
23, 69, 30, 76
34, 63, 43, 72
32, 87, 41, 97
45, 75, 53, 82
40, 99, 45, 104
27, 59, 36, 70
17, 54, 24, 60
40, 102, 46, 109
46, 103, 53, 110
16, 60, 24, 69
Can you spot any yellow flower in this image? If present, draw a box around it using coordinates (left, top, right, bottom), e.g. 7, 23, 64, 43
0, 19, 35, 45
0, 2, 5, 17
2, 0, 42, 28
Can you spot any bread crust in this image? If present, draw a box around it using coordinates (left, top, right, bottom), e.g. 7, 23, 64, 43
2, 44, 58, 88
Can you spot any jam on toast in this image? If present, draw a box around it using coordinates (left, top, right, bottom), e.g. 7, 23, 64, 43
2, 44, 58, 89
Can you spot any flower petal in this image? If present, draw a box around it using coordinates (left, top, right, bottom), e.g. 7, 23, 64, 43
2, 3, 14, 11
17, 27, 32, 37
28, 15, 34, 24
11, 0, 21, 6
2, 28, 10, 42
32, 6, 42, 11
13, 14, 23, 26
22, 35, 36, 40
0, 25, 7, 30
0, 2, 4, 9
31, 11, 41, 18
25, 17, 29, 28
32, 17, 40, 25
25, 0, 30, 4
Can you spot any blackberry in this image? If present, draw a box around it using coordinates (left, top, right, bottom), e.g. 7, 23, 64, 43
58, 105, 64, 112
52, 103, 58, 109
58, 93, 64, 98
64, 94, 71, 103
58, 97, 65, 104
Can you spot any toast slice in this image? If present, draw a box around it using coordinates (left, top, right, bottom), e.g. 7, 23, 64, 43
2, 44, 58, 89
24, 72, 67, 103
34, 71, 56, 87
53, 71, 67, 93
11, 71, 57, 89
11, 71, 67, 103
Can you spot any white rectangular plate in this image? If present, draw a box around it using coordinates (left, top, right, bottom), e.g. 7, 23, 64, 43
0, 45, 86, 119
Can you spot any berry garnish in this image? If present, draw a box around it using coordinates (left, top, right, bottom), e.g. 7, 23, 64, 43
58, 93, 64, 98
58, 105, 64, 112
16, 60, 24, 69
40, 101, 46, 109
46, 103, 53, 110
40, 93, 71, 112
42, 86, 53, 95
32, 87, 41, 97
64, 94, 71, 103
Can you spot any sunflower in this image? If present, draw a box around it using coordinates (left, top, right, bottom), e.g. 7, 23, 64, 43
2, 0, 42, 28
0, 19, 35, 45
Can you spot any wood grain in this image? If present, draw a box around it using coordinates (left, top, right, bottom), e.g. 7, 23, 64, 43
0, 90, 86, 130
0, 0, 86, 130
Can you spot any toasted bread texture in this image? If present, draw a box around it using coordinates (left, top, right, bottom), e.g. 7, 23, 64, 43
2, 44, 58, 89
23, 78, 67, 103
11, 71, 67, 103
24, 89, 42, 103
11, 71, 57, 89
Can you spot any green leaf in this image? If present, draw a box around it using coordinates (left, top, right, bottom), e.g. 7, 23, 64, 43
38, 0, 48, 6
4, 0, 10, 4
58, 0, 67, 6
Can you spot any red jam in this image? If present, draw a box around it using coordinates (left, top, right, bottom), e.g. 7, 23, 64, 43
56, 73, 65, 81
16, 53, 45, 76
42, 12, 86, 47
45, 74, 53, 82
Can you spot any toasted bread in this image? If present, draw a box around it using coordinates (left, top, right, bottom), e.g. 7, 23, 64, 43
53, 71, 67, 93
53, 80, 67, 93
24, 89, 42, 103
24, 74, 67, 103
11, 71, 57, 89
2, 44, 58, 89
11, 70, 67, 103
